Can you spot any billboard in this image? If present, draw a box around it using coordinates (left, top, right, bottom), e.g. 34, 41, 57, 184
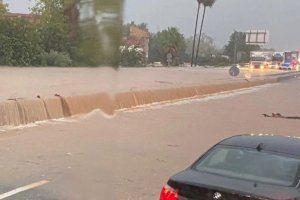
245, 30, 269, 45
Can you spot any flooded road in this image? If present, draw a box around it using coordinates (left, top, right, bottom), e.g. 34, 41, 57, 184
0, 67, 284, 101
0, 75, 299, 199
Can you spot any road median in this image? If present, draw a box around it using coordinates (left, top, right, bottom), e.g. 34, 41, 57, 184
0, 72, 299, 127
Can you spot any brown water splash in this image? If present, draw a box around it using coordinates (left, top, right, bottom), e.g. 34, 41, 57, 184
63, 93, 115, 116
0, 99, 48, 126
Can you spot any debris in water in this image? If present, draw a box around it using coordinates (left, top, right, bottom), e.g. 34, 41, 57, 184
262, 113, 300, 120
156, 80, 173, 85
167, 144, 179, 148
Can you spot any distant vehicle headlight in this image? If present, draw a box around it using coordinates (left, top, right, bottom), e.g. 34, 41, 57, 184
260, 65, 264, 69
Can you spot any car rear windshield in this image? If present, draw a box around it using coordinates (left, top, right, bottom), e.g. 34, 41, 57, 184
194, 147, 300, 187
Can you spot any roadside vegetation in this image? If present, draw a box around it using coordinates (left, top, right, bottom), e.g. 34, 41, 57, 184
0, 1, 72, 66
122, 22, 254, 67
0, 0, 262, 67
0, 0, 123, 67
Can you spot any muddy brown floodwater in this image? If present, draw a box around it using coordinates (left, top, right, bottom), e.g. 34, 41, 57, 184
0, 67, 284, 100
0, 75, 300, 199
0, 67, 295, 127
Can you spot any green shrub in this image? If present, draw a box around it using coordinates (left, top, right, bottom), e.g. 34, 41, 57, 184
0, 18, 42, 66
40, 50, 72, 67
120, 45, 146, 67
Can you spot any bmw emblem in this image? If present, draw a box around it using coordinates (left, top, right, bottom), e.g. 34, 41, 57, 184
213, 192, 222, 200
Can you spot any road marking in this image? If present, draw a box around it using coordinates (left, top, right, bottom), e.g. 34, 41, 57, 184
0, 180, 49, 199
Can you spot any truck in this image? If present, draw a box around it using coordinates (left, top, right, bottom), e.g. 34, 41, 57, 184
271, 52, 284, 69
280, 51, 299, 70
250, 51, 273, 69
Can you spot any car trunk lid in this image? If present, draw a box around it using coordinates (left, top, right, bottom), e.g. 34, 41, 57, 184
168, 169, 298, 200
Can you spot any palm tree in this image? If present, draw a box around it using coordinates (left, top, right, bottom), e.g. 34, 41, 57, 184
195, 0, 216, 66
191, 0, 201, 67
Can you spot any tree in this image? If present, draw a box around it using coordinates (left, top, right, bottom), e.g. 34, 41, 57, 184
63, 0, 80, 42
149, 27, 186, 66
138, 23, 148, 31
186, 34, 217, 59
0, 2, 8, 15
32, 0, 71, 53
123, 21, 149, 38
33, 0, 124, 67
185, 34, 229, 66
120, 45, 146, 67
123, 23, 131, 38
194, 0, 216, 65
224, 31, 261, 63
0, 18, 42, 66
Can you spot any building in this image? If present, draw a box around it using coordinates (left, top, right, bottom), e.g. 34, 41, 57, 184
3, 13, 38, 22
123, 25, 150, 58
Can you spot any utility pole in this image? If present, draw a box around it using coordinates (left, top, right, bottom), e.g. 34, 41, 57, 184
234, 31, 238, 64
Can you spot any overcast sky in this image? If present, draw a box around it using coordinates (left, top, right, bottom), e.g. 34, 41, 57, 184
4, 0, 300, 50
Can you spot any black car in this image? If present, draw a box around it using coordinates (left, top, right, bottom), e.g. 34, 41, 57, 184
160, 135, 300, 200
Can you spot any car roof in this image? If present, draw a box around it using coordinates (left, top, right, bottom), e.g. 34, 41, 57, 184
219, 134, 300, 156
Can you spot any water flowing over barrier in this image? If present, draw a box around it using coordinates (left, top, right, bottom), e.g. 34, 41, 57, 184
0, 77, 283, 127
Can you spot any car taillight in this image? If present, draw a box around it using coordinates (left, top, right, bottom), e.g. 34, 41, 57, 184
160, 185, 179, 200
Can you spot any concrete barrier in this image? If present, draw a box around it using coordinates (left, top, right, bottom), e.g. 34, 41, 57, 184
0, 99, 48, 126
0, 74, 294, 127
63, 93, 115, 116
115, 92, 137, 109
43, 98, 64, 119
0, 101, 21, 126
